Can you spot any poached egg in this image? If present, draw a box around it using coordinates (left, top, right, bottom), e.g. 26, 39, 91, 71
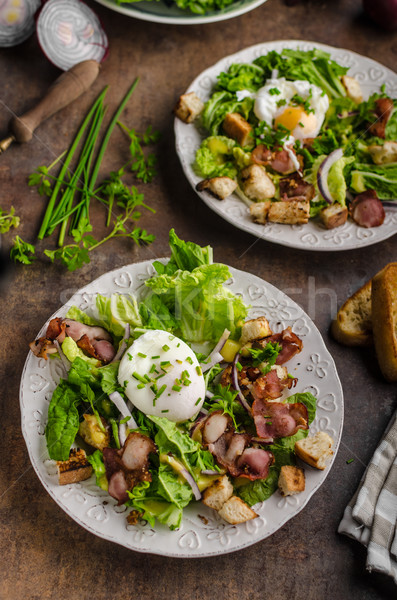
118, 329, 205, 423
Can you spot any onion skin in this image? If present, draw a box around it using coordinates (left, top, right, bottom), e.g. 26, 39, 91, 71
363, 0, 397, 31
317, 148, 344, 205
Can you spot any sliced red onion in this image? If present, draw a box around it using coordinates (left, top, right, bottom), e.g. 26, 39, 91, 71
179, 467, 201, 501
118, 422, 129, 447
110, 324, 130, 363
201, 329, 230, 373
200, 469, 221, 476
232, 353, 252, 414
54, 339, 70, 374
109, 391, 138, 429
36, 0, 108, 71
317, 148, 344, 205
205, 390, 214, 399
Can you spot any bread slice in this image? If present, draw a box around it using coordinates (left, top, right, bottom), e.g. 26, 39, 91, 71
217, 496, 258, 524
331, 279, 372, 346
295, 432, 334, 470
371, 263, 397, 382
278, 465, 305, 496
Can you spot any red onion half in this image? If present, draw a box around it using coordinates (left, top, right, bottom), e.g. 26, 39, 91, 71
317, 148, 344, 205
232, 353, 252, 414
179, 466, 201, 500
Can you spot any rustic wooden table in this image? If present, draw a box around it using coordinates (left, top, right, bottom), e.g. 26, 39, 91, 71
0, 0, 396, 598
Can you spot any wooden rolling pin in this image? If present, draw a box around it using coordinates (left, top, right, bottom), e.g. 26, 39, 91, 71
0, 60, 100, 154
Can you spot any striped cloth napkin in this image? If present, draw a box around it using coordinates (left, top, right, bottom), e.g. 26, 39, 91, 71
338, 410, 397, 584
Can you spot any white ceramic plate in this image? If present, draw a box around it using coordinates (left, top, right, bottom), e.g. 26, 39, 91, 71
175, 40, 397, 251
94, 0, 267, 25
20, 260, 343, 556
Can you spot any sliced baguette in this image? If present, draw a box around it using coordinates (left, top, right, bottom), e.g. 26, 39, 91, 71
371, 263, 397, 382
331, 279, 373, 346
295, 432, 334, 470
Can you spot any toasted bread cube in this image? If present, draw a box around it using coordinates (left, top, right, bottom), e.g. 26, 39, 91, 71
202, 475, 234, 511
368, 141, 397, 165
278, 465, 305, 496
295, 432, 334, 470
218, 496, 258, 524
57, 449, 93, 485
240, 317, 272, 345
250, 201, 272, 224
196, 176, 237, 200
268, 200, 310, 225
341, 75, 363, 104
320, 203, 348, 229
223, 112, 253, 147
240, 164, 276, 201
174, 92, 204, 123
79, 414, 110, 450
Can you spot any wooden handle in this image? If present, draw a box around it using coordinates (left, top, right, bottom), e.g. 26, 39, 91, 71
10, 60, 100, 144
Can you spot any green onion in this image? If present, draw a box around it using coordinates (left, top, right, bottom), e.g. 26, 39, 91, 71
195, 397, 202, 406
196, 366, 202, 376
346, 458, 354, 464
172, 384, 182, 392
236, 362, 243, 372
186, 356, 193, 365
138, 352, 147, 358
162, 344, 170, 352
133, 372, 147, 384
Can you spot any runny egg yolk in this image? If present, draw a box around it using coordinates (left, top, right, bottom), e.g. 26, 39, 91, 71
274, 106, 318, 139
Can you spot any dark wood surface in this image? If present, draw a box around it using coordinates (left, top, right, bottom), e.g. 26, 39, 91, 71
0, 0, 396, 598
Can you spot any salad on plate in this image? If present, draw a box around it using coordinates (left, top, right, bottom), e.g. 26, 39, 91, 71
29, 230, 332, 530
175, 47, 397, 231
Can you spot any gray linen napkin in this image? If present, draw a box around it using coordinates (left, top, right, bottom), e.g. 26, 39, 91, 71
338, 411, 397, 583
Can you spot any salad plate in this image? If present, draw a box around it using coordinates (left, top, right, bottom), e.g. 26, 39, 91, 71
94, 0, 267, 25
175, 40, 397, 251
20, 257, 343, 557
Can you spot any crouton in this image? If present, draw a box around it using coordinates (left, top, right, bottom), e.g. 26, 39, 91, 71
278, 465, 305, 496
368, 141, 397, 165
218, 496, 258, 524
250, 201, 272, 224
240, 317, 272, 345
57, 448, 93, 485
79, 414, 110, 450
202, 475, 234, 511
268, 200, 310, 225
295, 431, 334, 470
341, 75, 363, 104
240, 164, 276, 201
174, 91, 204, 123
320, 203, 348, 229
223, 112, 253, 147
196, 176, 237, 200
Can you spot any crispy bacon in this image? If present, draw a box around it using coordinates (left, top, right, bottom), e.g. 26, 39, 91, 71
368, 97, 394, 139
263, 327, 303, 364
30, 317, 116, 363
251, 144, 297, 174
279, 173, 315, 203
103, 432, 156, 505
252, 369, 286, 401
236, 447, 274, 480
252, 400, 308, 442
349, 190, 385, 228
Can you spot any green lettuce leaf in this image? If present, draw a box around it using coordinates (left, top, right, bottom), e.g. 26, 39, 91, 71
127, 479, 183, 530
349, 162, 397, 200
87, 450, 108, 491
305, 154, 354, 207
194, 135, 237, 179
61, 337, 99, 367
45, 380, 80, 460
95, 293, 142, 339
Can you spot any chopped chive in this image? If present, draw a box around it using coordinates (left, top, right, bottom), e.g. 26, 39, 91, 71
151, 355, 160, 359
168, 335, 174, 341
138, 352, 147, 358
172, 384, 182, 392
195, 397, 202, 406
287, 373, 295, 379
161, 409, 169, 413
137, 383, 145, 389
236, 362, 243, 372
162, 344, 170, 352
119, 416, 131, 424
160, 360, 171, 366
157, 384, 167, 398
144, 374, 151, 383
346, 458, 354, 464
127, 353, 133, 361
183, 380, 191, 386
266, 421, 272, 425
123, 380, 128, 388
155, 373, 166, 380
186, 356, 193, 365
196, 366, 202, 376
149, 364, 158, 374
177, 343, 180, 348
176, 359, 183, 364
150, 383, 158, 394
132, 372, 147, 384
182, 370, 189, 378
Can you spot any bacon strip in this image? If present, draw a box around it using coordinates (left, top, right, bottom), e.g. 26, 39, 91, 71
279, 173, 315, 203
264, 327, 303, 365
251, 145, 298, 174
252, 400, 308, 442
350, 190, 385, 228
103, 432, 156, 504
368, 97, 394, 139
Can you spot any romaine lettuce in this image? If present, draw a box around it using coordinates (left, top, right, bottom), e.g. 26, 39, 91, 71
350, 162, 397, 199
